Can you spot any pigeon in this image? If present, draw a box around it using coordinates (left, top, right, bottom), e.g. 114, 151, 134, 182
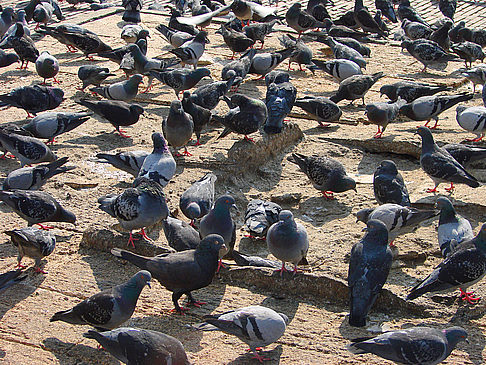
0, 7, 14, 37
401, 19, 432, 40
148, 67, 210, 99
449, 20, 466, 43
285, 2, 323, 38
0, 130, 56, 167
90, 74, 143, 102
33, 2, 54, 30
244, 19, 277, 48
122, 0, 142, 23
0, 85, 64, 118
288, 153, 356, 199
221, 48, 256, 90
76, 99, 144, 138
321, 19, 367, 39
375, 0, 397, 23
22, 112, 91, 143
244, 199, 281, 239
457, 27, 486, 47
408, 223, 486, 304
400, 93, 473, 129
137, 133, 176, 187
0, 269, 27, 294
429, 19, 453, 52
170, 31, 208, 69
348, 219, 392, 327
180, 172, 217, 225
190, 71, 238, 109
397, 0, 428, 25
354, 0, 387, 37
231, 0, 277, 24
194, 306, 288, 362
416, 126, 480, 193
356, 204, 438, 243
181, 91, 211, 145
334, 37, 371, 58
380, 81, 451, 103
51, 270, 151, 330
347, 326, 468, 363
452, 42, 485, 69
461, 64, 486, 93
364, 98, 406, 138
0, 190, 76, 229
316, 36, 366, 69
111, 234, 225, 313
0, 123, 33, 159
95, 150, 149, 177
97, 38, 148, 66
375, 10, 390, 34
2, 157, 74, 190
156, 24, 193, 48
443, 143, 486, 168
213, 93, 268, 142
0, 49, 18, 68
294, 96, 342, 127
455, 105, 486, 142
162, 100, 194, 157
176, 3, 232, 29
330, 72, 385, 105
34, 51, 59, 85
162, 215, 200, 251
77, 66, 115, 91
168, 9, 198, 36
1, 23, 38, 70
264, 71, 297, 134
373, 160, 410, 206
248, 47, 295, 79
278, 34, 313, 71
401, 39, 460, 72
435, 196, 473, 258
4, 227, 55, 273
307, 0, 331, 22
310, 59, 362, 82
439, 0, 456, 19
120, 24, 147, 44
84, 327, 191, 365
217, 24, 254, 59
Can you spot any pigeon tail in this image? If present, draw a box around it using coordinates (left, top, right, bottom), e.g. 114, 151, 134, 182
111, 248, 150, 271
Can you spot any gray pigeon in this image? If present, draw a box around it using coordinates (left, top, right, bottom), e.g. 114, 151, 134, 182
347, 326, 467, 364
452, 41, 485, 69
439, 0, 456, 19
162, 100, 194, 156
122, 0, 142, 23
97, 38, 148, 67
23, 112, 91, 143
0, 49, 18, 68
0, 190, 76, 229
137, 133, 176, 187
0, 7, 14, 38
322, 18, 367, 39
435, 196, 473, 258
90, 74, 143, 101
76, 99, 144, 138
2, 11, 30, 42
194, 305, 288, 362
148, 67, 210, 99
397, 0, 429, 25
455, 105, 486, 142
170, 31, 208, 69
330, 72, 385, 105
450, 20, 466, 43
443, 143, 486, 168
267, 210, 308, 276
288, 153, 356, 199
294, 96, 342, 127
401, 19, 432, 40
244, 199, 281, 239
180, 172, 216, 224
458, 27, 486, 47
221, 49, 256, 91
264, 71, 297, 134
356, 204, 438, 243
317, 36, 366, 69
162, 216, 200, 251
77, 65, 115, 91
407, 223, 486, 304
285, 3, 323, 38
334, 37, 371, 58
155, 24, 193, 48
401, 39, 460, 72
98, 178, 168, 247
2, 157, 74, 190
0, 85, 64, 118
244, 19, 277, 48
373, 160, 410, 206
51, 270, 151, 330
84, 327, 190, 365
36, 23, 97, 54
248, 47, 295, 79
278, 33, 313, 72
364, 98, 406, 138
380, 81, 451, 103
400, 93, 473, 129
111, 234, 225, 313
35, 51, 59, 85
95, 150, 149, 177
461, 64, 486, 93
190, 70, 238, 110
168, 9, 198, 35
181, 91, 211, 145
348, 219, 392, 327
120, 24, 146, 44
4, 227, 55, 273
310, 59, 362, 82
416, 126, 480, 193
0, 269, 27, 294
0, 130, 56, 166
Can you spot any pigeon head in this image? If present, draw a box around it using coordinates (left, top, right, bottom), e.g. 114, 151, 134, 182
355, 208, 372, 224
48, 87, 65, 106
415, 126, 435, 146
151, 132, 169, 151
379, 84, 394, 99
435, 196, 456, 223
363, 219, 389, 246
194, 67, 211, 79
194, 31, 210, 44
185, 202, 201, 219
15, 10, 26, 22
182, 91, 191, 101
169, 99, 184, 114
333, 175, 357, 193
138, 29, 150, 40
129, 104, 144, 117
400, 39, 412, 52
127, 44, 143, 55
129, 270, 152, 289
129, 74, 144, 87
58, 207, 77, 225
2, 7, 14, 19
443, 327, 468, 350
197, 233, 226, 254
377, 160, 398, 175
213, 195, 237, 212
33, 6, 47, 23
278, 210, 294, 224
14, 22, 25, 37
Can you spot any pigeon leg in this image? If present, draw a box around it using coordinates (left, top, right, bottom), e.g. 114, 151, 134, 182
251, 350, 270, 363
426, 184, 439, 193
36, 223, 54, 230
244, 234, 266, 241
16, 61, 24, 70
299, 64, 304, 71
429, 119, 440, 129
216, 259, 226, 273
259, 41, 264, 49
292, 264, 303, 275
444, 182, 455, 193
288, 59, 293, 71
138, 228, 153, 242
465, 135, 484, 142
459, 288, 480, 304
321, 191, 335, 200
274, 262, 288, 277
297, 31, 302, 40
361, 97, 366, 106
170, 292, 190, 314
25, 111, 35, 118
34, 266, 47, 274
127, 232, 139, 247
35, 23, 40, 30
421, 120, 431, 128
421, 64, 427, 73
318, 121, 331, 128
389, 240, 395, 246
41, 79, 47, 85
194, 139, 202, 146
175, 91, 181, 100
473, 84, 476, 93
141, 82, 153, 94
186, 292, 206, 307
22, 61, 29, 70
243, 135, 255, 142
230, 52, 235, 60
15, 262, 27, 270
189, 219, 197, 228
116, 128, 131, 138
373, 127, 383, 139
52, 77, 61, 84
181, 147, 192, 156
0, 153, 15, 159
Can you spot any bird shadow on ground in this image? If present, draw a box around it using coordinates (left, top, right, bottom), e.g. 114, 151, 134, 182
449, 310, 486, 365
298, 195, 353, 228
302, 124, 340, 136
64, 132, 134, 151
80, 249, 132, 290
228, 344, 283, 364
42, 337, 117, 365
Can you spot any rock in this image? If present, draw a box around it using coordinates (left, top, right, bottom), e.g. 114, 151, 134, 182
270, 192, 302, 204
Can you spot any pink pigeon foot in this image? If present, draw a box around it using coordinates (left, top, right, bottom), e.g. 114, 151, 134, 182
459, 288, 480, 304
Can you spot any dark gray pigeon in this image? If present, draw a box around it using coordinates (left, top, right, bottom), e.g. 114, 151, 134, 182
0, 130, 56, 166
4, 227, 55, 273
170, 31, 208, 69
373, 160, 410, 206
76, 99, 144, 138
168, 9, 198, 36
310, 59, 362, 82
348, 326, 467, 363
120, 25, 147, 44
278, 34, 313, 71
0, 7, 14, 38
90, 74, 143, 101
37, 24, 97, 54
397, 0, 428, 25
401, 39, 460, 72
264, 71, 296, 134
354, 0, 387, 37
266, 210, 308, 276
407, 223, 486, 304
0, 85, 64, 118
244, 199, 281, 239
35, 51, 59, 85
2, 157, 74, 190
194, 305, 288, 362
162, 100, 194, 157
155, 24, 194, 48
443, 143, 486, 168
0, 49, 18, 68
294, 96, 342, 127
51, 270, 151, 330
84, 327, 191, 365
0, 190, 76, 229
455, 106, 486, 142
77, 65, 115, 91
364, 98, 406, 138
148, 67, 210, 99
180, 172, 216, 225
321, 19, 367, 39
190, 70, 238, 109
317, 36, 366, 69
348, 219, 392, 327
111, 234, 225, 313
221, 49, 256, 91
122, 0, 142, 23
162, 216, 200, 251
450, 20, 466, 43
95, 150, 148, 177
288, 153, 356, 199
244, 19, 277, 48
248, 47, 295, 79
334, 37, 371, 58
457, 27, 486, 47
330, 72, 384, 105
435, 196, 473, 258
429, 19, 453, 51
181, 91, 211, 145
23, 112, 91, 143
98, 178, 168, 247
2, 22, 38, 70
217, 24, 254, 59
137, 133, 176, 187
439, 0, 456, 19
285, 3, 323, 37
97, 38, 148, 67
451, 41, 485, 69
416, 126, 480, 193
356, 204, 438, 243
380, 81, 451, 103
0, 269, 26, 294
375, 0, 397, 22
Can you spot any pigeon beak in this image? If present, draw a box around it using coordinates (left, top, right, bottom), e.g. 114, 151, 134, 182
361, 227, 368, 232
231, 204, 238, 211
465, 338, 470, 344
353, 188, 357, 192
146, 282, 151, 288
220, 243, 227, 251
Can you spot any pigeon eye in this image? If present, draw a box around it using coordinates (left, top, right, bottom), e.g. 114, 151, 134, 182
225, 200, 229, 203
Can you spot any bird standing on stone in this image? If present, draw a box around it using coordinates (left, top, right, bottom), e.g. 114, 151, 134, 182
137, 133, 176, 187
264, 71, 296, 134
373, 160, 410, 206
180, 172, 216, 226
162, 100, 194, 157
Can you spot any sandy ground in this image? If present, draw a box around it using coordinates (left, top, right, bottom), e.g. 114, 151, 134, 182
1, 1, 486, 364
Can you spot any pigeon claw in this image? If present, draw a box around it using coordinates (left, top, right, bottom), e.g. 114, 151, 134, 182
426, 187, 438, 193
243, 135, 255, 142
216, 259, 226, 273
34, 266, 47, 274
170, 307, 190, 315
321, 191, 335, 200
459, 289, 480, 304
116, 128, 131, 138
275, 263, 288, 277
465, 136, 484, 142
317, 122, 331, 128
138, 228, 153, 242
194, 139, 202, 146
182, 148, 192, 156
127, 232, 139, 247
36, 223, 54, 230
444, 183, 455, 193
251, 352, 270, 363
15, 263, 27, 270
188, 300, 206, 308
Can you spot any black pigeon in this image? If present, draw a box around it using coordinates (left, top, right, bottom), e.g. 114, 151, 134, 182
122, 0, 142, 23
397, 0, 428, 25
330, 72, 384, 105
179, 172, 217, 224
162, 100, 194, 157
375, 0, 397, 23
457, 27, 486, 47
217, 24, 254, 59
321, 19, 368, 40
443, 143, 486, 169
1, 22, 38, 70
162, 216, 200, 251
168, 9, 198, 36
307, 0, 331, 22
244, 199, 281, 239
380, 81, 451, 103
450, 21, 466, 43
182, 91, 211, 146
264, 71, 296, 134
452, 41, 485, 68
334, 37, 371, 57
148, 67, 210, 99
285, 2, 324, 38
439, 0, 456, 19
354, 0, 387, 37
294, 96, 342, 127
429, 19, 453, 51
111, 234, 225, 313
77, 65, 115, 91
0, 85, 64, 118
373, 160, 410, 206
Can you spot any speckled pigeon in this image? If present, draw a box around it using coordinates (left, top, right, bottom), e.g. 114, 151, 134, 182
330, 72, 384, 105
217, 24, 254, 59
451, 42, 485, 69
244, 19, 277, 48
180, 172, 216, 225
0, 130, 56, 166
1, 22, 38, 70
401, 39, 460, 72
294, 96, 342, 128
148, 67, 210, 99
190, 70, 239, 109
443, 143, 486, 168
373, 160, 410, 206
380, 80, 451, 103
137, 133, 176, 187
458, 27, 486, 47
